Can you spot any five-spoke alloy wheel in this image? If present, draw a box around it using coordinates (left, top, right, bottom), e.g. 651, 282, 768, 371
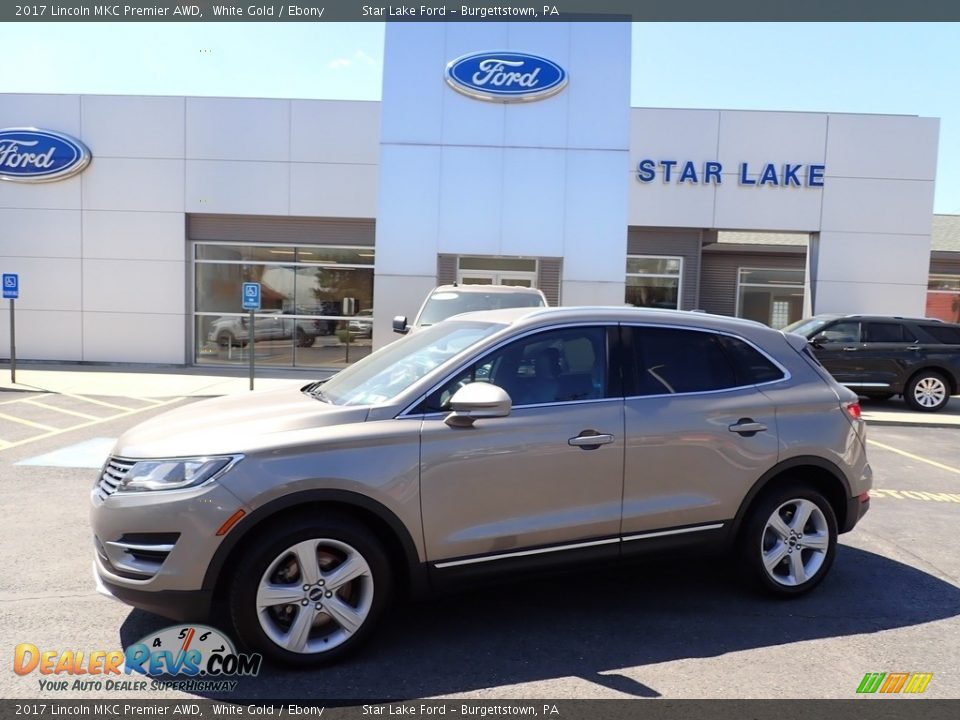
230, 514, 391, 666
740, 484, 837, 597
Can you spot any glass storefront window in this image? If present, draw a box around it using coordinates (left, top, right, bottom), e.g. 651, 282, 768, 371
737, 267, 805, 329
625, 255, 682, 310
194, 243, 374, 369
926, 274, 960, 323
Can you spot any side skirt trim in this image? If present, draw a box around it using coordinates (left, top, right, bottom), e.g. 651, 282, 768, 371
622, 523, 725, 542
433, 522, 726, 569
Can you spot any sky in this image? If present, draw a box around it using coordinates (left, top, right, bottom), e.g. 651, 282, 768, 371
4, 22, 959, 213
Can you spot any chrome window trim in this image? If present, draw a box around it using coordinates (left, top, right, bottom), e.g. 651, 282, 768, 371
417, 395, 623, 420
397, 321, 619, 418
621, 322, 792, 400
843, 382, 891, 388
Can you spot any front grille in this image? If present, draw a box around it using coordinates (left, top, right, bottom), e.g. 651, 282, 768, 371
96, 457, 136, 500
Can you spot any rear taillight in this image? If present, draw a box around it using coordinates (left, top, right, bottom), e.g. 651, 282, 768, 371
844, 400, 862, 420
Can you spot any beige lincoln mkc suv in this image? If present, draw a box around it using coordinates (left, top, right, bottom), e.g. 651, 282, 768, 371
92, 306, 872, 665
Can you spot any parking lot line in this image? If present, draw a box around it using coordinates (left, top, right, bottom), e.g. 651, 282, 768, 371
22, 398, 102, 421
0, 397, 185, 452
867, 439, 960, 477
0, 411, 56, 432
60, 393, 137, 411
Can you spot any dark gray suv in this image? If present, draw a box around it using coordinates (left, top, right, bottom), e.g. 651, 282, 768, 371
785, 314, 960, 412
92, 307, 872, 666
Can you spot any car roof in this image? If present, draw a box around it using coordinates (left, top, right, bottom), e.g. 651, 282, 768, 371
815, 313, 943, 323
457, 305, 777, 335
431, 284, 545, 295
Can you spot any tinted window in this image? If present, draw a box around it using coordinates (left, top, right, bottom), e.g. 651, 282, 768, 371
420, 326, 608, 412
819, 321, 860, 343
918, 324, 960, 344
717, 335, 785, 384
863, 322, 907, 343
629, 327, 736, 395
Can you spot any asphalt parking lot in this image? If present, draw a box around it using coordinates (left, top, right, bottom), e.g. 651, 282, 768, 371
1, 391, 959, 701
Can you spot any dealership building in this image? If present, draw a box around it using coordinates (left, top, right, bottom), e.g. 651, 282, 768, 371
0, 22, 954, 370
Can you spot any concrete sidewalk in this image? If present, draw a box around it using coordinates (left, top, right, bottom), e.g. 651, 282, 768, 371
0, 362, 331, 398
1, 362, 958, 428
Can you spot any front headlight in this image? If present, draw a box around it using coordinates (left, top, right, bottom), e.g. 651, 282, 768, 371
117, 456, 240, 492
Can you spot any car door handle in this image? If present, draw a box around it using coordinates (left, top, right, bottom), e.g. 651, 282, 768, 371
841, 346, 857, 352
906, 345, 921, 351
728, 419, 767, 436
568, 432, 614, 448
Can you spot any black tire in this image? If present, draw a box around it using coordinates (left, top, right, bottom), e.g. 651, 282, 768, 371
229, 513, 392, 667
216, 332, 234, 349
738, 483, 838, 598
904, 370, 951, 412
295, 327, 314, 348
861, 392, 894, 402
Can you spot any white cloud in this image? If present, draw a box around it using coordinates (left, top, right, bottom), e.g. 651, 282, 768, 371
328, 58, 351, 70
353, 50, 375, 66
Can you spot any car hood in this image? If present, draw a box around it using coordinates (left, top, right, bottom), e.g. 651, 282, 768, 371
112, 385, 370, 459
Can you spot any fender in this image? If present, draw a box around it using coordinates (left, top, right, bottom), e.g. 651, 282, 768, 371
201, 488, 428, 596
728, 455, 852, 539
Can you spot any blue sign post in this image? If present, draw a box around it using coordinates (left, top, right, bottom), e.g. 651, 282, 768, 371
242, 282, 261, 311
241, 283, 261, 390
3, 273, 19, 384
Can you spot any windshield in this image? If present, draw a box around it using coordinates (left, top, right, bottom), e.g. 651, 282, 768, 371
318, 321, 503, 406
417, 290, 545, 327
782, 317, 834, 338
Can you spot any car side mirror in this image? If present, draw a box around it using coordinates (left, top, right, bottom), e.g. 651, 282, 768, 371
811, 333, 828, 347
392, 315, 409, 335
444, 383, 512, 428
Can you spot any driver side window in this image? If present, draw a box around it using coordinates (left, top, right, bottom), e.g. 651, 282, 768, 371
418, 326, 608, 413
820, 321, 861, 343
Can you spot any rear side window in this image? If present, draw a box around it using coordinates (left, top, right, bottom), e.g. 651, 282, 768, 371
716, 335, 785, 385
918, 324, 960, 344
628, 327, 736, 395
863, 322, 908, 342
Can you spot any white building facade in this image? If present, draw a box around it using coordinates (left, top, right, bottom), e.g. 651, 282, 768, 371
0, 22, 944, 368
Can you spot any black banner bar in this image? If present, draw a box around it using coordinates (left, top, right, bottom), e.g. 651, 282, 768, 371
1, 700, 959, 720
4, 1, 960, 22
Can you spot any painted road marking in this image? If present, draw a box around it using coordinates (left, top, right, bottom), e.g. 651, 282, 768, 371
59, 393, 137, 412
23, 398, 101, 421
0, 411, 56, 432
867, 439, 960, 477
0, 397, 185, 452
871, 488, 960, 503
16, 437, 116, 469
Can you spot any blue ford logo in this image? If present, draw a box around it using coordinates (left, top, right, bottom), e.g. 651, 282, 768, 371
445, 51, 568, 103
0, 128, 91, 183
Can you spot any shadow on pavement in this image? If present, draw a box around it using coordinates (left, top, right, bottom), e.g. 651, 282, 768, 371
118, 545, 960, 701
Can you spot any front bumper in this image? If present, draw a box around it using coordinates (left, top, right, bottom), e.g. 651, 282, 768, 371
94, 562, 213, 621
90, 477, 250, 596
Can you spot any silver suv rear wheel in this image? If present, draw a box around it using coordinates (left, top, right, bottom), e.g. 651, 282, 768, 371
740, 484, 838, 597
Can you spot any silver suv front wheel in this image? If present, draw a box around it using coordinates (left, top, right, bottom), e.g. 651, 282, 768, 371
230, 514, 392, 666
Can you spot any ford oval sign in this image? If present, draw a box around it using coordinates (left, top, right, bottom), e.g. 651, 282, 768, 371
445, 51, 568, 103
0, 128, 91, 183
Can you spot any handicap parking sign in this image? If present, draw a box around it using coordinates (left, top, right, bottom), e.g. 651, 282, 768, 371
242, 282, 261, 310
2, 273, 18, 299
